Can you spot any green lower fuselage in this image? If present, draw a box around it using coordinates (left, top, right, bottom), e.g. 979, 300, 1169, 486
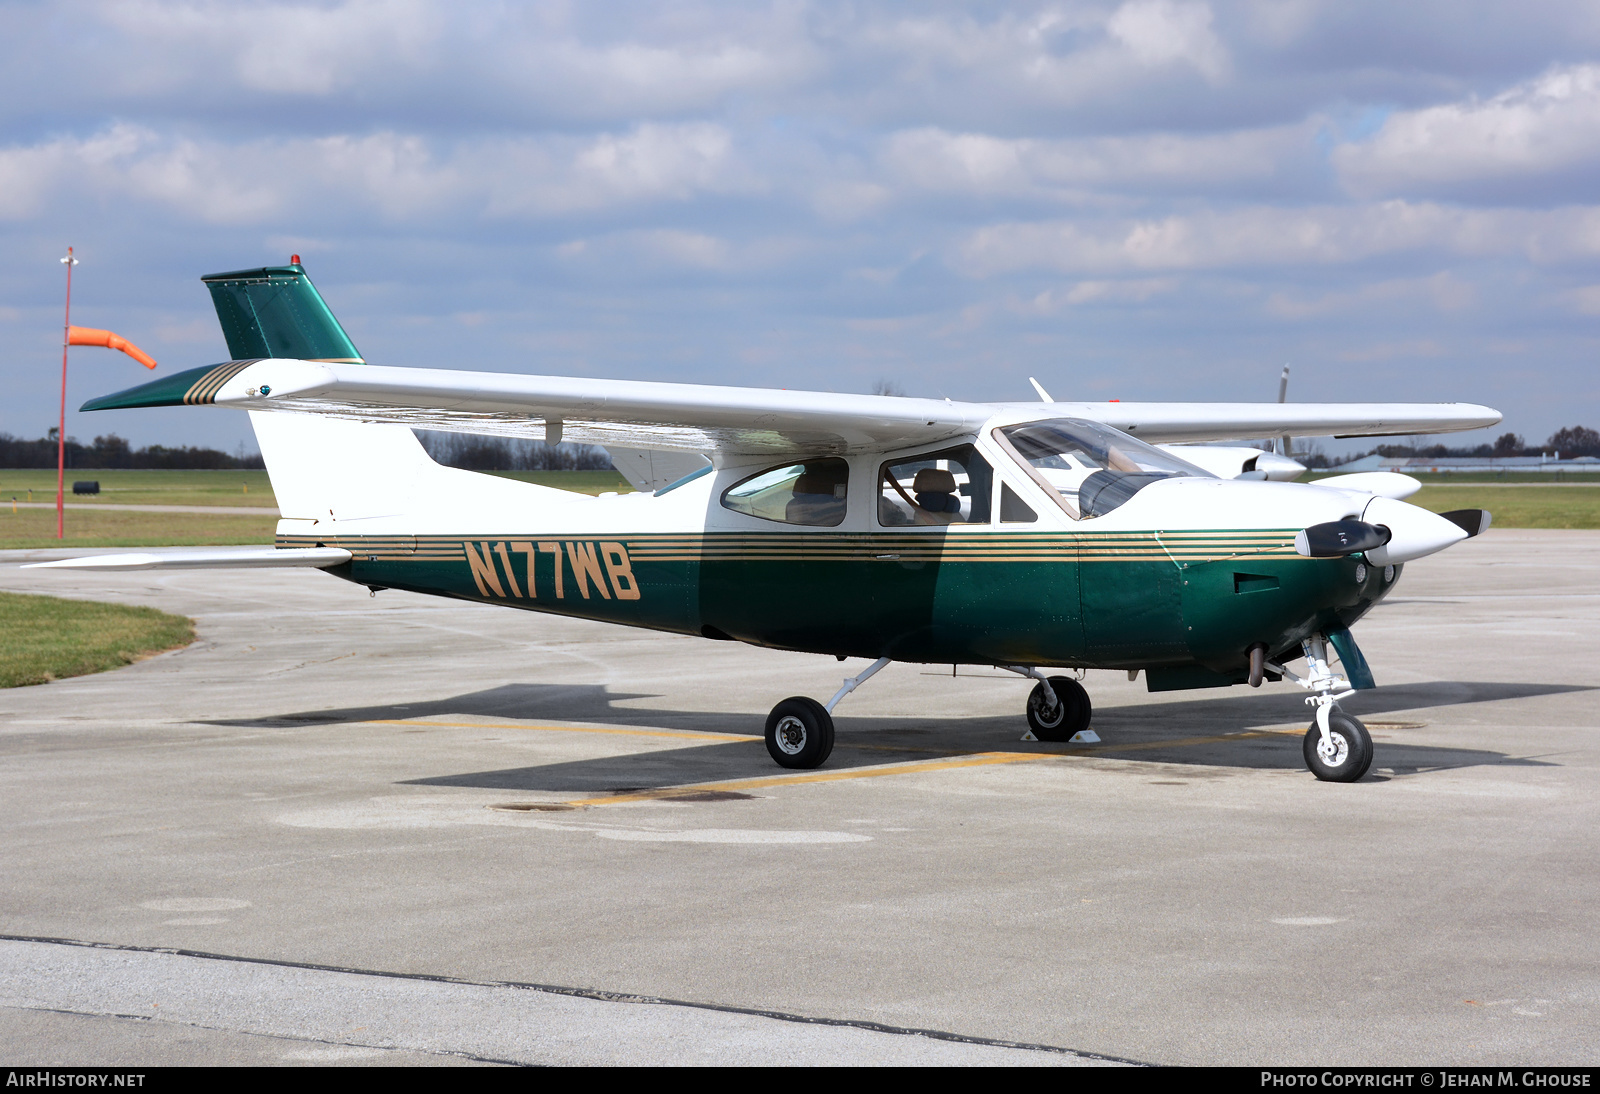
285, 528, 1395, 690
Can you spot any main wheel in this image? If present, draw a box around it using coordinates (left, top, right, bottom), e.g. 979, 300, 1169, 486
1303, 710, 1373, 782
765, 697, 835, 769
1026, 676, 1092, 742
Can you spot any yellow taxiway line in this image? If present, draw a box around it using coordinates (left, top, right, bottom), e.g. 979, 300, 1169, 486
368, 716, 1307, 808
563, 728, 1306, 806
562, 751, 1048, 806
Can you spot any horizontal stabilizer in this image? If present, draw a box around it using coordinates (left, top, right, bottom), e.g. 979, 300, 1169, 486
26, 547, 352, 572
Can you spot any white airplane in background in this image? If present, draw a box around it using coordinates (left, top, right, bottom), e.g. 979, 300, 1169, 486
39, 260, 1499, 783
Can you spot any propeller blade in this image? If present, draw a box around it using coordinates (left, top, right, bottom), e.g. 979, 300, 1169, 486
1438, 508, 1492, 538
1294, 520, 1392, 558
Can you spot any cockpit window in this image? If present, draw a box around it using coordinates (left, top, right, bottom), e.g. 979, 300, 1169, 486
994, 419, 1212, 520
721, 458, 849, 526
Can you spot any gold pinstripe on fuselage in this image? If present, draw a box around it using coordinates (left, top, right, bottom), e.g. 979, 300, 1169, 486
276, 529, 1303, 566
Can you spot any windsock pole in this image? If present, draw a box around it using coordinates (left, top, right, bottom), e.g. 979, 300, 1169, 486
58, 246, 78, 540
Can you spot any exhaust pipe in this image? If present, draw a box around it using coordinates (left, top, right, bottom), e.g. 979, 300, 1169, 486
1247, 643, 1267, 688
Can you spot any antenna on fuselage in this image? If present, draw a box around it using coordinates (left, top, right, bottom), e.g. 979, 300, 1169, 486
1275, 365, 1291, 457
1028, 377, 1053, 402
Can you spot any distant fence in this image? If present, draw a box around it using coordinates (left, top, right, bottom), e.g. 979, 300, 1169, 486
1326, 455, 1600, 475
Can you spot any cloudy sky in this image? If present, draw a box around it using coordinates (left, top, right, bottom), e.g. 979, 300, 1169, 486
3, 0, 1597, 455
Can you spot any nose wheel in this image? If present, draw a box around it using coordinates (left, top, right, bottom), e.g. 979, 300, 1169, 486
1303, 709, 1373, 782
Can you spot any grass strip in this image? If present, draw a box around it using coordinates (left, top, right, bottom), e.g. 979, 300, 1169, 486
0, 469, 276, 508
0, 506, 277, 549
0, 591, 195, 688
1410, 485, 1600, 530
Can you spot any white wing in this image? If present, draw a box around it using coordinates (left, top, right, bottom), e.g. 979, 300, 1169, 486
208, 360, 985, 456
145, 359, 1502, 454
1038, 401, 1503, 444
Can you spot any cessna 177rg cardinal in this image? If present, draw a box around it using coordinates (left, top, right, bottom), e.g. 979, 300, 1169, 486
37, 261, 1501, 782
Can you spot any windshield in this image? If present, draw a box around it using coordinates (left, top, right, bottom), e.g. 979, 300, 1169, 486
995, 419, 1212, 520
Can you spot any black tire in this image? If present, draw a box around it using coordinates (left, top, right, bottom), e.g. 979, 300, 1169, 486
1026, 676, 1092, 742
1303, 710, 1373, 782
765, 697, 835, 769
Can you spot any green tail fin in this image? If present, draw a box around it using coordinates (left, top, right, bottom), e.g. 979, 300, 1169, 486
202, 261, 363, 362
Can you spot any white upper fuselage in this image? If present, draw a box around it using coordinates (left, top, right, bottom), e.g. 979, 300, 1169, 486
259, 403, 1465, 566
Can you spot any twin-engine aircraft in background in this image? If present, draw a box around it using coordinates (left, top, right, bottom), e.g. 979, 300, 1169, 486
38, 261, 1500, 782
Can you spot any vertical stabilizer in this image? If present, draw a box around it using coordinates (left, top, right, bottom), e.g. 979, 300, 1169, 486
202, 261, 363, 362
251, 413, 434, 521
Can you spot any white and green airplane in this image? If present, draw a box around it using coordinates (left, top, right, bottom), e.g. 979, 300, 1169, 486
39, 261, 1500, 782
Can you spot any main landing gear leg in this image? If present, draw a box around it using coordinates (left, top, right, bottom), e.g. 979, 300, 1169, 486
764, 656, 891, 770
1005, 666, 1094, 743
1267, 635, 1373, 783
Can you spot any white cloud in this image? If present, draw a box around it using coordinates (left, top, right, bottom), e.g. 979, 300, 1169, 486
0, 125, 283, 223
1106, 0, 1229, 81
602, 229, 732, 269
577, 124, 736, 203
101, 0, 442, 96
957, 202, 1600, 276
810, 181, 894, 223
881, 123, 1308, 197
1335, 64, 1600, 197
1026, 278, 1180, 311
1263, 273, 1478, 320
844, 2, 1236, 121
0, 122, 746, 226
1561, 285, 1600, 316
553, 227, 815, 273
83, 0, 816, 120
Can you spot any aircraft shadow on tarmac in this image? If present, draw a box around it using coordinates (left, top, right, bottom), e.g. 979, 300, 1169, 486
208, 679, 1586, 792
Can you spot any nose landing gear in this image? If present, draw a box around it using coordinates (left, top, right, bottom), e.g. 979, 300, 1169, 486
1269, 635, 1373, 782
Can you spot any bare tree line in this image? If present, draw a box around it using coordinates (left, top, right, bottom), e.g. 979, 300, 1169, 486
413, 430, 613, 472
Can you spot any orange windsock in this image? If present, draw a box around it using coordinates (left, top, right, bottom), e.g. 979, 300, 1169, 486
68, 326, 157, 369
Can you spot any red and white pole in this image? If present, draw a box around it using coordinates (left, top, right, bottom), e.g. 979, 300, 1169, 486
57, 246, 77, 540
